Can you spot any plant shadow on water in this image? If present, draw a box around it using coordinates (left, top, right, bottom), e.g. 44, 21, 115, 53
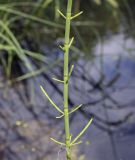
0, 0, 135, 160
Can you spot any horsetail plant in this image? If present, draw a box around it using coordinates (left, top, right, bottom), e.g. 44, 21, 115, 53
40, 0, 93, 159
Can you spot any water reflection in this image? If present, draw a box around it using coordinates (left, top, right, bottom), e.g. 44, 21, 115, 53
0, 26, 135, 160
76, 33, 135, 160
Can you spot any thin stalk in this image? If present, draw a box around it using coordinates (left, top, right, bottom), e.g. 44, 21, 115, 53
41, 1, 93, 159
63, 0, 72, 159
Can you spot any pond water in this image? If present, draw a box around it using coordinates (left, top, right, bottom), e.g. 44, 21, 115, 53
74, 33, 135, 160
0, 33, 135, 160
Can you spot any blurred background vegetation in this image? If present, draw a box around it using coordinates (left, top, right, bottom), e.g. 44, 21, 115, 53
0, 0, 134, 80
0, 0, 135, 160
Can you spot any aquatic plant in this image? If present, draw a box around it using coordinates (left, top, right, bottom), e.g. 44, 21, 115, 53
40, 0, 93, 159
0, 0, 63, 82
0, 0, 122, 82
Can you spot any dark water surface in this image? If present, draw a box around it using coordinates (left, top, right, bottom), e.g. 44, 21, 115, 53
0, 33, 135, 160
76, 33, 135, 160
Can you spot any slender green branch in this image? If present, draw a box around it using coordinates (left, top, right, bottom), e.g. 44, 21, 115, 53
68, 37, 74, 48
70, 11, 83, 20
57, 9, 66, 19
56, 104, 82, 119
59, 45, 64, 50
68, 64, 74, 79
50, 137, 65, 146
70, 141, 82, 146
69, 104, 82, 114
52, 77, 64, 83
40, 85, 64, 114
71, 118, 93, 145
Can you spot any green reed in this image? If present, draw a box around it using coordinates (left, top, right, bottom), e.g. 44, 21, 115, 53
41, 0, 93, 159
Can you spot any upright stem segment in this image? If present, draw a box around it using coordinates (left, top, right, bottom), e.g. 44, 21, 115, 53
64, 0, 72, 159
41, 1, 93, 159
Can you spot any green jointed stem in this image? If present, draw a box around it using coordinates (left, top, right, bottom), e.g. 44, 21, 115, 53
63, 0, 73, 159
41, 1, 93, 159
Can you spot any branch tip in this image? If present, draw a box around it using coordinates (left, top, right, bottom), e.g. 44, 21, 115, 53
40, 85, 64, 114
69, 104, 83, 114
68, 64, 74, 78
52, 77, 64, 83
71, 11, 83, 20
50, 137, 65, 146
71, 117, 93, 145
69, 37, 74, 48
57, 9, 66, 19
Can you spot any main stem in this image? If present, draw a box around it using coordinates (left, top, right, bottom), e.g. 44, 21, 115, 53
64, 0, 72, 159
